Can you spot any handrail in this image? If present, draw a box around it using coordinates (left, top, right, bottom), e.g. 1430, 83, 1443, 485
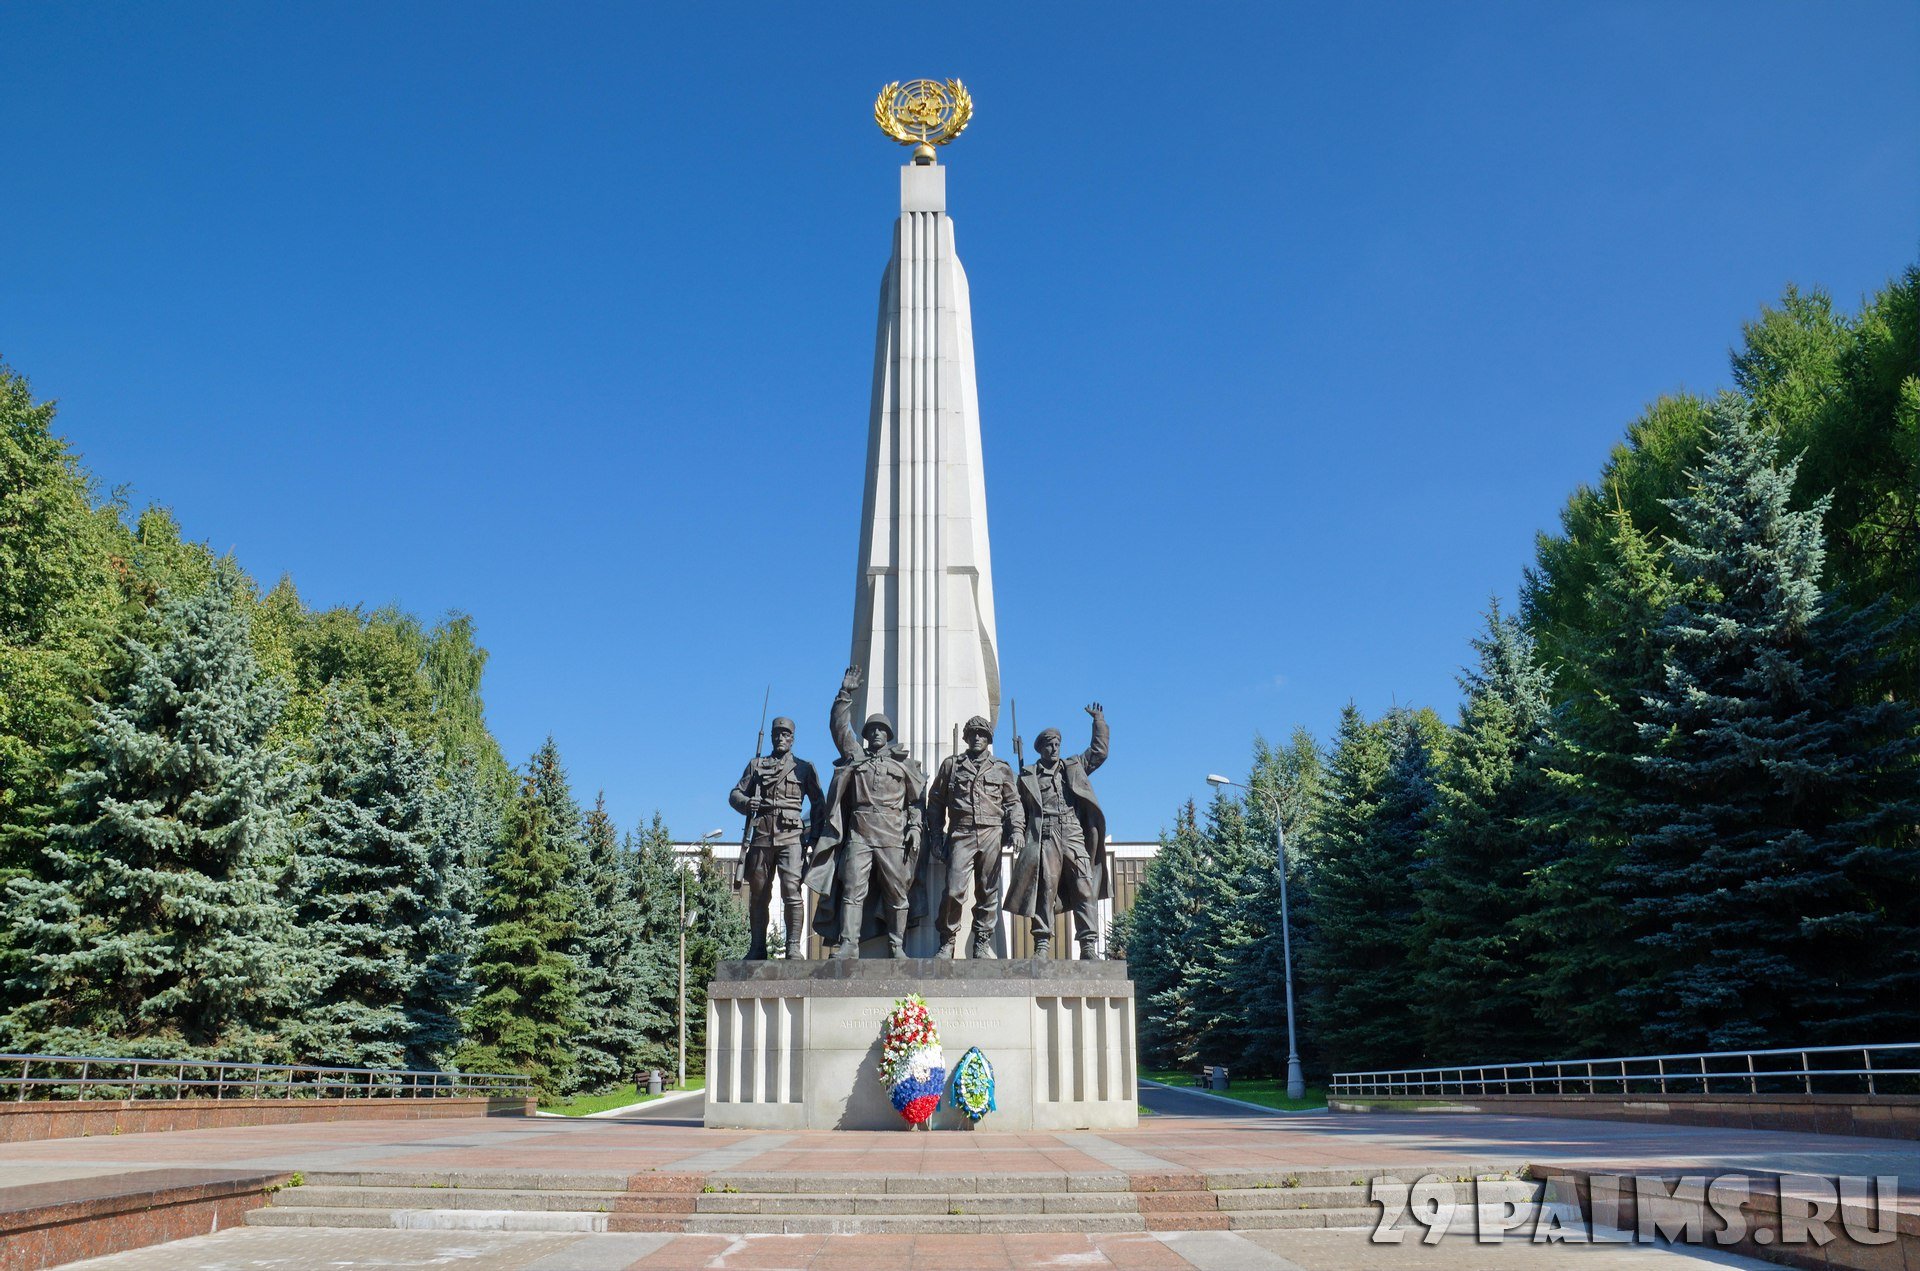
1, 1053, 537, 1102
1330, 1042, 1920, 1099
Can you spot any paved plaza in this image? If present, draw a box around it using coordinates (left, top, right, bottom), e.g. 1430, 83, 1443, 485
8, 1086, 1914, 1269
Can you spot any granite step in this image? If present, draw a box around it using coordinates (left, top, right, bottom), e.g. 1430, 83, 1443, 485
248, 1205, 609, 1232
684, 1212, 1151, 1235
284, 1184, 630, 1212
1211, 1177, 1541, 1211
693, 1190, 1139, 1215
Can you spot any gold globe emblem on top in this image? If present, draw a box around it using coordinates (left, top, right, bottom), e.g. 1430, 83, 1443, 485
874, 79, 973, 155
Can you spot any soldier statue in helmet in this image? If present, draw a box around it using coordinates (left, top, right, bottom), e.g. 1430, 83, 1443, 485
727, 716, 826, 960
927, 714, 1023, 959
804, 665, 928, 959
1007, 703, 1110, 959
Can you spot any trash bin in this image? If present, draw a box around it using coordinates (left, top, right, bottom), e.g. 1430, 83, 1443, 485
1211, 1066, 1230, 1091
647, 1069, 664, 1096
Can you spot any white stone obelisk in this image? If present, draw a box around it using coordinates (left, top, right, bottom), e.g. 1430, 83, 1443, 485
849, 155, 1000, 774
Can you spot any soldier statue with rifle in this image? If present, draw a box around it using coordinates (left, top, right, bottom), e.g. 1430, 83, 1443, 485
728, 708, 826, 960
1006, 703, 1110, 959
927, 714, 1022, 959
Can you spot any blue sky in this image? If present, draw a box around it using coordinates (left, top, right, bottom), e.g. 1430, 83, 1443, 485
4, 3, 1916, 839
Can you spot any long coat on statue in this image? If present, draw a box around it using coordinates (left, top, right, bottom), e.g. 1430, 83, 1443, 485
803, 746, 930, 946
1005, 743, 1110, 921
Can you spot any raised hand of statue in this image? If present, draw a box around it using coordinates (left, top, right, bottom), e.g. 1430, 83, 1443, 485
842, 665, 863, 692
1085, 702, 1103, 717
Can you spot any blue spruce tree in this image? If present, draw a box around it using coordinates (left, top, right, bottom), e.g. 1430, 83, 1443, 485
3, 564, 297, 1058
1619, 396, 1920, 1048
287, 691, 435, 1067
410, 749, 492, 1069
569, 795, 658, 1093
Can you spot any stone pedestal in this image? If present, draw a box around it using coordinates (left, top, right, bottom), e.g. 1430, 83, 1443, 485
703, 959, 1137, 1131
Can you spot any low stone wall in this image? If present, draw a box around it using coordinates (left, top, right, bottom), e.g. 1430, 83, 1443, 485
0, 1095, 534, 1143
0, 1168, 289, 1271
1331, 1092, 1920, 1140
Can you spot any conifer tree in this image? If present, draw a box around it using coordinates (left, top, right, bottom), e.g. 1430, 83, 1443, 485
1524, 507, 1672, 1054
626, 814, 684, 1073
1121, 802, 1210, 1068
3, 564, 297, 1057
1414, 602, 1554, 1062
408, 749, 489, 1069
459, 771, 580, 1093
682, 843, 747, 1072
1227, 730, 1326, 1075
1618, 397, 1920, 1047
286, 692, 434, 1067
569, 795, 660, 1092
1303, 705, 1441, 1072
1176, 793, 1273, 1069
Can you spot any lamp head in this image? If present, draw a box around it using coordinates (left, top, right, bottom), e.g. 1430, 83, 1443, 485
1206, 774, 1233, 788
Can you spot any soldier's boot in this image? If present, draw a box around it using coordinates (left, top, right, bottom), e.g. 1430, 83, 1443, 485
935, 937, 957, 960
783, 899, 807, 960
970, 930, 996, 960
830, 936, 860, 960
887, 905, 910, 958
745, 890, 770, 961
1077, 935, 1100, 961
1031, 928, 1052, 959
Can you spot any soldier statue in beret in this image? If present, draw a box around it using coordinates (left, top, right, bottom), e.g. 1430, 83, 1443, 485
928, 714, 1023, 959
804, 666, 928, 959
728, 716, 826, 960
1007, 703, 1110, 959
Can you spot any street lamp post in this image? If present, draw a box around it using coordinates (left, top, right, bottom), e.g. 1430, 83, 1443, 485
680, 828, 724, 1090
1207, 774, 1306, 1101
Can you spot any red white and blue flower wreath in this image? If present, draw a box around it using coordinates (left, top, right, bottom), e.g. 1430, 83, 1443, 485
949, 1046, 995, 1122
878, 993, 944, 1125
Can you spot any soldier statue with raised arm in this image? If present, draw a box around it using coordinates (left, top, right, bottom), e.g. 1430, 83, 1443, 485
928, 715, 1023, 959
1007, 703, 1110, 959
804, 666, 928, 959
727, 717, 826, 960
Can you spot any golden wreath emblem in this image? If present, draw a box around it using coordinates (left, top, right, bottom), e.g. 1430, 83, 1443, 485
873, 79, 973, 147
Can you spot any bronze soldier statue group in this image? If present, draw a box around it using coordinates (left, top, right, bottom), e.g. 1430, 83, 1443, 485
728, 665, 1109, 961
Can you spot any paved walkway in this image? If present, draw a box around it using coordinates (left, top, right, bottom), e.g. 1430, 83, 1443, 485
8, 1091, 1912, 1269
51, 1226, 1783, 1270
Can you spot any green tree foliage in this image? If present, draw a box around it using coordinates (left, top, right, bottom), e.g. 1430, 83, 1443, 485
458, 771, 581, 1094
1616, 399, 1920, 1048
1301, 706, 1443, 1073
287, 692, 436, 1067
626, 814, 686, 1074
569, 795, 663, 1092
1523, 508, 1671, 1053
682, 842, 748, 1072
410, 751, 489, 1069
1413, 602, 1554, 1062
3, 565, 297, 1058
1226, 731, 1327, 1076
1118, 802, 1208, 1068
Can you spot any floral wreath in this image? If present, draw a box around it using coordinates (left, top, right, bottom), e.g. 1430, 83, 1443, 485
878, 993, 945, 1125
949, 1046, 995, 1122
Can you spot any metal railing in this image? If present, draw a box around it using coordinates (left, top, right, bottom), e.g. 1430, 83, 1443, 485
1332, 1042, 1920, 1100
2, 1053, 537, 1102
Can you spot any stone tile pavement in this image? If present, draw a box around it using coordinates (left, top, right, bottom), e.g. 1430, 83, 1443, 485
50, 1226, 1784, 1269
7, 1101, 1913, 1268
